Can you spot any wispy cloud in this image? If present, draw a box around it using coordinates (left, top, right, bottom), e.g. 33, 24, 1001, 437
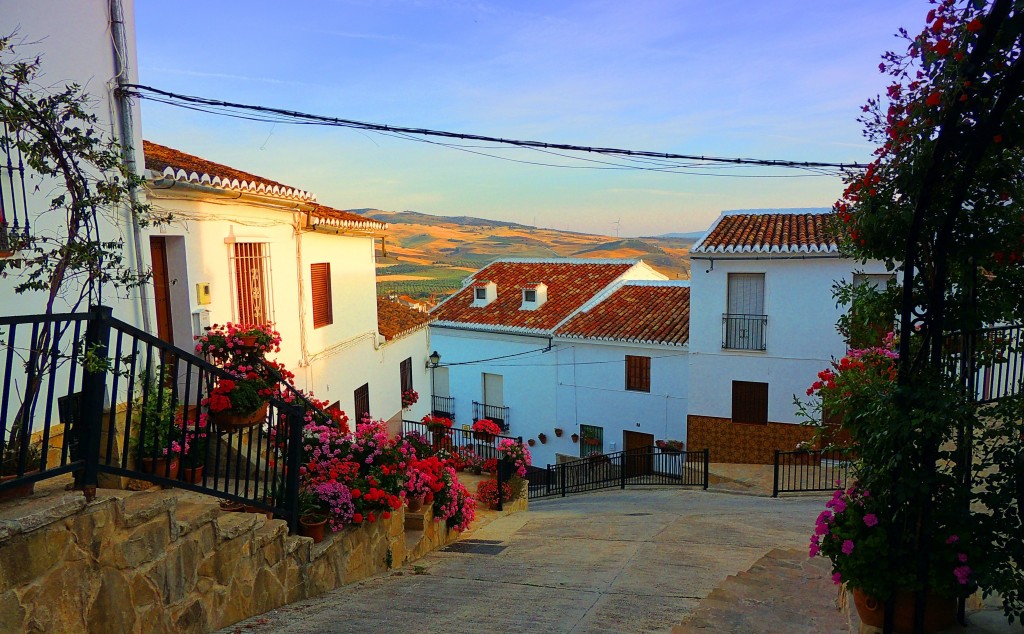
141, 66, 315, 88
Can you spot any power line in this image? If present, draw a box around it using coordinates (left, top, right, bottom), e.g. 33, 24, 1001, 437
123, 84, 869, 174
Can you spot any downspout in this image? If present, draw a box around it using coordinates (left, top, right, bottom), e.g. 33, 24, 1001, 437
109, 0, 152, 332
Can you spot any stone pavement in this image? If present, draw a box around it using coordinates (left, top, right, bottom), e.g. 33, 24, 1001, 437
222, 488, 831, 633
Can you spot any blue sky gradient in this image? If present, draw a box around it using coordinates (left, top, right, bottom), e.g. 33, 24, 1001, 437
136, 1, 925, 235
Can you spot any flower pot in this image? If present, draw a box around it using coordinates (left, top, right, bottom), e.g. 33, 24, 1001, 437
219, 500, 245, 512
213, 402, 269, 432
538, 434, 547, 444
571, 434, 579, 443
527, 439, 536, 446
299, 516, 328, 543
0, 470, 39, 502
407, 494, 425, 513
140, 457, 180, 480
244, 503, 274, 520
238, 335, 258, 349
852, 588, 956, 633
181, 465, 204, 484
473, 431, 495, 443
554, 428, 563, 437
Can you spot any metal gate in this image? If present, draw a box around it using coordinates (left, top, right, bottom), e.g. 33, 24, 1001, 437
526, 447, 709, 499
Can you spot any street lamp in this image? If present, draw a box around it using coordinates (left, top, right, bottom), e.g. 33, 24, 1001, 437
428, 351, 441, 416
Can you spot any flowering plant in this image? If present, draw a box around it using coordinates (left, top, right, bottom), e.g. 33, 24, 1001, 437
194, 322, 282, 358
498, 438, 531, 478
179, 411, 209, 467
811, 485, 973, 600
132, 370, 184, 457
475, 478, 513, 508
432, 464, 475, 531
656, 439, 684, 452
204, 373, 270, 418
471, 419, 501, 437
421, 414, 452, 432
401, 388, 419, 410
405, 458, 440, 499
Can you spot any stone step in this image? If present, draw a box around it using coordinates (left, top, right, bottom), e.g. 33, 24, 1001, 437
119, 488, 179, 528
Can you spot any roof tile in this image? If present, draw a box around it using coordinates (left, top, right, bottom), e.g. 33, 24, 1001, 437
693, 212, 839, 254
377, 297, 432, 340
556, 283, 690, 346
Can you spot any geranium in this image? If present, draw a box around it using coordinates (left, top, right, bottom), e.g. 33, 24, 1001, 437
421, 414, 453, 432
194, 322, 282, 357
471, 419, 502, 437
498, 438, 531, 478
401, 388, 419, 410
475, 478, 513, 508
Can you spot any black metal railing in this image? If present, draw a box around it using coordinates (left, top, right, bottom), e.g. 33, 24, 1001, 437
722, 313, 768, 351
0, 306, 319, 532
527, 447, 709, 499
944, 323, 1023, 404
772, 448, 853, 497
431, 395, 455, 419
472, 401, 509, 431
400, 419, 519, 462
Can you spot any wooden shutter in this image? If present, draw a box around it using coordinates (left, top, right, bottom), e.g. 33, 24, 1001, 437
400, 357, 413, 394
311, 263, 333, 329
732, 381, 769, 424
625, 355, 651, 392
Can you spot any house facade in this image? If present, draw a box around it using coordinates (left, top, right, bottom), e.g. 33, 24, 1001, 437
429, 258, 691, 467
685, 209, 890, 463
142, 141, 431, 424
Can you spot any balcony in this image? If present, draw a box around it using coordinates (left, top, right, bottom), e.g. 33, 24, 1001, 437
431, 394, 455, 419
722, 314, 767, 351
472, 401, 510, 431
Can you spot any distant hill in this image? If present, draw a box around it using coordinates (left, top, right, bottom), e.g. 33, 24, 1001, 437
352, 208, 692, 300
652, 231, 705, 241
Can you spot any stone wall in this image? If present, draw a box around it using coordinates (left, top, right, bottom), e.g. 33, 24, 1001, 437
0, 486, 480, 633
687, 415, 814, 464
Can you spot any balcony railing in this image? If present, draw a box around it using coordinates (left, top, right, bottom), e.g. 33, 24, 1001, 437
722, 313, 767, 351
472, 401, 509, 431
431, 395, 455, 419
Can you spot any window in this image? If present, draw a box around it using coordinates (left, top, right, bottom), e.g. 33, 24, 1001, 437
354, 383, 370, 422
724, 273, 766, 350
523, 289, 536, 302
475, 287, 486, 300
311, 262, 333, 329
732, 381, 769, 424
400, 357, 413, 395
625, 355, 651, 392
231, 242, 273, 325
580, 424, 604, 457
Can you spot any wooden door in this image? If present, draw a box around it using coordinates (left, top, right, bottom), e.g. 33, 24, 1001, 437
149, 237, 174, 344
623, 430, 654, 477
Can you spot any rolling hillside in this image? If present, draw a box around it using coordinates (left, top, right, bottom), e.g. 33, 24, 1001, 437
358, 208, 695, 303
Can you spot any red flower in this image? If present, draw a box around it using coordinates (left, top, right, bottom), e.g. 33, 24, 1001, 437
966, 18, 983, 32
352, 513, 363, 523
934, 39, 950, 56
993, 134, 1003, 144
382, 511, 391, 520
926, 92, 942, 107
218, 379, 236, 392
368, 513, 376, 523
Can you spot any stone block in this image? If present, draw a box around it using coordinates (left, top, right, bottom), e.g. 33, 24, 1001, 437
0, 589, 25, 632
86, 568, 135, 634
214, 511, 259, 541
20, 558, 96, 633
102, 514, 171, 570
119, 489, 177, 528
251, 567, 285, 614
146, 533, 204, 606
0, 524, 72, 591
172, 599, 208, 634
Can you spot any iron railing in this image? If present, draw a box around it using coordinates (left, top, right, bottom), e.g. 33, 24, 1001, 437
772, 448, 853, 497
400, 419, 519, 462
431, 395, 455, 419
722, 313, 768, 351
472, 401, 509, 431
0, 306, 318, 532
527, 447, 709, 499
944, 323, 1023, 404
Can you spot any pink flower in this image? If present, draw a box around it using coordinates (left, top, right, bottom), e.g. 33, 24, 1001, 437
841, 540, 855, 555
954, 565, 971, 585
946, 535, 959, 545
863, 514, 878, 527
958, 553, 968, 563
832, 572, 842, 585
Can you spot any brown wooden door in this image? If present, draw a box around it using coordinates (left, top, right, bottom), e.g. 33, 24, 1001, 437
623, 430, 654, 477
150, 237, 174, 344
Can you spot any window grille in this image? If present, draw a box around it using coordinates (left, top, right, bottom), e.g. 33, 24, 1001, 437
580, 424, 604, 457
229, 242, 273, 325
625, 355, 651, 392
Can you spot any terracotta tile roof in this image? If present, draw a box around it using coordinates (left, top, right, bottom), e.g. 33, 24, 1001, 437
556, 281, 690, 346
377, 297, 432, 340
430, 259, 640, 334
143, 140, 316, 202
308, 204, 387, 232
692, 210, 839, 254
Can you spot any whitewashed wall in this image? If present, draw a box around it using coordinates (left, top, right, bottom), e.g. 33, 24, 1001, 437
1, 0, 147, 325
688, 256, 891, 423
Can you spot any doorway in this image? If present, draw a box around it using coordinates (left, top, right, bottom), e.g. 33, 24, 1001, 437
623, 430, 654, 478
150, 236, 175, 345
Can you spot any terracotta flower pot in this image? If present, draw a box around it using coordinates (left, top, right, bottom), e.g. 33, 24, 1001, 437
538, 433, 547, 444
244, 503, 274, 520
219, 500, 245, 512
181, 465, 204, 484
473, 431, 495, 442
140, 457, 180, 480
852, 588, 956, 633
407, 494, 425, 513
238, 335, 258, 349
0, 470, 39, 502
527, 439, 536, 446
299, 516, 328, 543
571, 434, 579, 443
554, 428, 563, 437
213, 402, 269, 432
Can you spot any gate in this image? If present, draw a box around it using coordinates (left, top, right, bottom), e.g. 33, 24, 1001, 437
527, 447, 709, 500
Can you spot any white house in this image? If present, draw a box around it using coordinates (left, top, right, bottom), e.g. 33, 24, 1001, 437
1, 0, 148, 327
685, 209, 890, 463
142, 141, 431, 425
429, 258, 691, 466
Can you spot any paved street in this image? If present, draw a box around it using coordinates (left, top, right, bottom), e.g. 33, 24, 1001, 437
225, 488, 828, 633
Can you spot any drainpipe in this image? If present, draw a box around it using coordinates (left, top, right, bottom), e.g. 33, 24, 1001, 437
109, 0, 152, 332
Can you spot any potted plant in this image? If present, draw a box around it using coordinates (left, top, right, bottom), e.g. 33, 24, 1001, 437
179, 411, 209, 484
527, 438, 535, 447
571, 433, 579, 443
298, 490, 330, 543
554, 428, 563, 437
205, 374, 271, 432
401, 388, 419, 410
0, 436, 43, 502
537, 433, 547, 444
421, 414, 452, 448
194, 322, 282, 359
472, 419, 501, 442
655, 439, 684, 453
132, 374, 183, 480
475, 478, 513, 510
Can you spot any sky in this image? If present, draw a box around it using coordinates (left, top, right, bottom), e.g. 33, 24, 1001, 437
135, 1, 926, 237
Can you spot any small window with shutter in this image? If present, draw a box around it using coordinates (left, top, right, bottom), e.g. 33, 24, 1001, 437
400, 357, 413, 394
732, 381, 769, 424
625, 355, 651, 392
311, 263, 333, 329
354, 383, 370, 422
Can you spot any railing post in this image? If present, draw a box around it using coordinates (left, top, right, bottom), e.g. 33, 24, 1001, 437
560, 463, 566, 498
772, 449, 781, 497
284, 403, 304, 534
545, 464, 551, 497
496, 451, 504, 512
703, 448, 710, 490
79, 305, 113, 502
620, 451, 627, 489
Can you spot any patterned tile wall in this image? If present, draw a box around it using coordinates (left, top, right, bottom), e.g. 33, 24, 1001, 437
686, 415, 815, 464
